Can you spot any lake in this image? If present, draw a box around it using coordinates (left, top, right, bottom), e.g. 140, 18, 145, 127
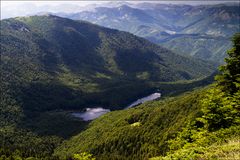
72, 92, 161, 121
72, 108, 110, 121
125, 93, 161, 109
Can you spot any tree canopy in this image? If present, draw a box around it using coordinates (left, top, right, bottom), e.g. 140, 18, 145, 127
216, 33, 240, 94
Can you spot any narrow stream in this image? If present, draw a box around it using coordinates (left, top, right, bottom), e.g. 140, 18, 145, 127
72, 92, 161, 121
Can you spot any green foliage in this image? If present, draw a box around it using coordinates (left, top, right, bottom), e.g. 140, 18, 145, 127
215, 33, 240, 94
151, 33, 240, 160
0, 126, 62, 159
0, 15, 231, 159
0, 15, 215, 113
162, 35, 232, 63
197, 87, 240, 131
198, 33, 240, 131
56, 33, 240, 159
151, 88, 239, 159
72, 153, 95, 160
54, 88, 207, 159
152, 126, 240, 160
0, 15, 216, 158
153, 139, 240, 160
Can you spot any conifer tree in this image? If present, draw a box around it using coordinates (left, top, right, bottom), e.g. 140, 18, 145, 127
216, 33, 240, 94
199, 33, 240, 131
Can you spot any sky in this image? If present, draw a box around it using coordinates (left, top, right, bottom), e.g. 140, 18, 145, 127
1, 1, 239, 19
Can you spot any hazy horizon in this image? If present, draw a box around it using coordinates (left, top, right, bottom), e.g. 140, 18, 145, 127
1, 0, 239, 19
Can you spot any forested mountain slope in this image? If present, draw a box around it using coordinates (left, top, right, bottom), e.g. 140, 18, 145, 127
55, 33, 240, 160
55, 87, 240, 160
0, 15, 239, 160
0, 15, 216, 159
1, 15, 215, 112
62, 3, 239, 63
55, 87, 211, 159
55, 34, 240, 159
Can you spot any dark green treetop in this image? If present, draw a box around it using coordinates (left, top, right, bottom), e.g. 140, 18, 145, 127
216, 33, 240, 94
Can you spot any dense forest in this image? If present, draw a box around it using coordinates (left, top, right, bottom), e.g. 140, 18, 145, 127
55, 33, 240, 160
56, 33, 240, 159
1, 15, 215, 111
0, 14, 239, 160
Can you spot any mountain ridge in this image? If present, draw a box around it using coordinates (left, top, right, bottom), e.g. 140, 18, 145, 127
1, 15, 216, 113
1, 14, 238, 160
58, 3, 239, 63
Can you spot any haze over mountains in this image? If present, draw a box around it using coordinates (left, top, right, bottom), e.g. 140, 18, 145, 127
2, 2, 239, 63
1, 1, 240, 159
56, 2, 239, 63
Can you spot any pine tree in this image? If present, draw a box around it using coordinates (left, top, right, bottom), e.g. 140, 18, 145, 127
215, 33, 240, 94
199, 33, 240, 131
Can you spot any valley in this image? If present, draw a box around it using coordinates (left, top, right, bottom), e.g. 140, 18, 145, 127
71, 92, 161, 121
0, 1, 239, 160
0, 15, 217, 159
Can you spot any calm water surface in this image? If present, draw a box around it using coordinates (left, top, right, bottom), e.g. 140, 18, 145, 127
72, 92, 161, 121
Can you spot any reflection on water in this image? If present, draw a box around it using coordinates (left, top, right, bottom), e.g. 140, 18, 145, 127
72, 108, 110, 121
125, 93, 161, 109
72, 92, 161, 121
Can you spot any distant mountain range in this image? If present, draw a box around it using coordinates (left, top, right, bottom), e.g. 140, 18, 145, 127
57, 3, 239, 63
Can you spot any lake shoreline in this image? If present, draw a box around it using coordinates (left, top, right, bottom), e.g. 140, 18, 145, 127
72, 92, 161, 121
